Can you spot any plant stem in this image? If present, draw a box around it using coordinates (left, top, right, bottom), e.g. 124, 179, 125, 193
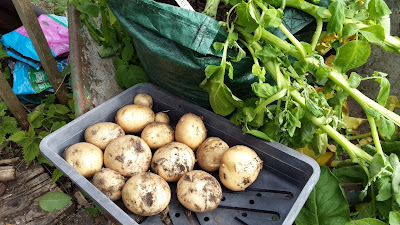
279, 24, 306, 59
347, 132, 372, 141
311, 18, 323, 50
367, 115, 385, 159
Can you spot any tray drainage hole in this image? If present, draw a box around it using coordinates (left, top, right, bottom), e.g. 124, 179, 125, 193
272, 215, 279, 221
256, 193, 262, 197
285, 195, 292, 200
175, 213, 180, 218
249, 200, 255, 204
242, 213, 247, 217
204, 217, 210, 222
221, 196, 226, 201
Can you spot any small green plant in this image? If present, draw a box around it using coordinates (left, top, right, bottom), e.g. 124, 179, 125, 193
31, 0, 68, 16
8, 93, 75, 182
0, 102, 19, 150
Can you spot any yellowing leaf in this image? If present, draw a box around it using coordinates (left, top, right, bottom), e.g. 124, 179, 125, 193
325, 55, 336, 68
344, 115, 366, 130
386, 95, 400, 112
327, 144, 337, 152
316, 32, 338, 55
316, 152, 334, 166
298, 145, 333, 166
298, 145, 316, 159
358, 137, 373, 147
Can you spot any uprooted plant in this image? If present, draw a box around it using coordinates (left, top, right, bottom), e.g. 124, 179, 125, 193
200, 0, 400, 223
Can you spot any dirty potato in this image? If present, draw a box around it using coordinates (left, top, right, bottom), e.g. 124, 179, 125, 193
196, 137, 229, 172
151, 142, 195, 182
154, 112, 170, 124
122, 172, 171, 216
104, 135, 152, 177
219, 145, 263, 191
115, 104, 155, 133
175, 113, 207, 150
92, 168, 126, 201
177, 170, 222, 212
133, 94, 153, 109
84, 122, 125, 150
63, 142, 103, 178
141, 122, 174, 149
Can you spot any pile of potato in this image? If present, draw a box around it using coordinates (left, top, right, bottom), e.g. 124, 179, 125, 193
63, 93, 263, 216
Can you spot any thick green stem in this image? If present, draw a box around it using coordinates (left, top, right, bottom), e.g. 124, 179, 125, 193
367, 115, 385, 159
311, 18, 323, 50
255, 89, 287, 112
279, 24, 306, 59
324, 68, 400, 127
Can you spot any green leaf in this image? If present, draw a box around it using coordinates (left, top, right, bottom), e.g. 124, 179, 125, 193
76, 1, 100, 17
260, 9, 282, 28
392, 162, 400, 205
252, 83, 280, 99
251, 64, 266, 82
349, 72, 362, 88
370, 153, 390, 178
2, 116, 19, 134
255, 45, 277, 62
376, 77, 390, 106
244, 129, 273, 142
295, 166, 350, 225
53, 121, 67, 131
309, 132, 328, 156
201, 66, 243, 116
39, 192, 71, 212
368, 0, 392, 21
305, 98, 325, 118
236, 1, 258, 32
9, 131, 27, 144
121, 38, 134, 62
98, 45, 115, 58
342, 24, 358, 38
375, 176, 392, 201
389, 211, 400, 225
27, 127, 35, 138
333, 165, 366, 183
327, 0, 346, 34
379, 119, 395, 140
333, 40, 371, 73
346, 218, 388, 225
122, 65, 148, 88
365, 108, 380, 118
55, 104, 71, 115
23, 143, 40, 164
86, 206, 101, 217
52, 169, 64, 183
213, 42, 225, 51
359, 25, 385, 44
38, 154, 53, 167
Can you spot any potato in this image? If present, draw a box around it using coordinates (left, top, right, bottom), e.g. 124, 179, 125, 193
196, 137, 229, 172
104, 135, 152, 177
63, 142, 103, 178
219, 145, 263, 191
133, 93, 153, 109
92, 168, 125, 201
122, 172, 171, 216
115, 104, 155, 133
84, 122, 125, 150
175, 113, 207, 150
154, 112, 170, 124
151, 142, 195, 182
141, 122, 174, 149
177, 170, 222, 212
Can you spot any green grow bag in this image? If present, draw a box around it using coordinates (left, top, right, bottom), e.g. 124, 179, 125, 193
106, 0, 317, 108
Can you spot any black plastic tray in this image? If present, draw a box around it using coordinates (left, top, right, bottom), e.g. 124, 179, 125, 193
40, 83, 320, 225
